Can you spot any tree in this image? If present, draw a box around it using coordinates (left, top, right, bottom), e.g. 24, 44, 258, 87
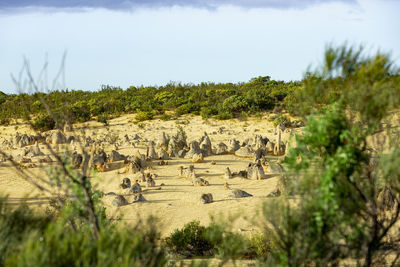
263, 44, 400, 266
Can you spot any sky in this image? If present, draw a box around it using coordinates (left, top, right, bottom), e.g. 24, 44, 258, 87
0, 0, 399, 94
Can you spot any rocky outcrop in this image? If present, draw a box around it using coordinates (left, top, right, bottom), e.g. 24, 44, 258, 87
192, 177, 209, 186
200, 193, 213, 204
215, 142, 228, 155
119, 178, 131, 189
230, 189, 253, 198
224, 167, 232, 179
246, 161, 266, 180
179, 165, 196, 179
191, 153, 204, 163
235, 146, 255, 158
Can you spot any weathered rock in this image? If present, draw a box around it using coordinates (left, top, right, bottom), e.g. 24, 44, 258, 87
224, 182, 231, 190
132, 134, 141, 141
137, 172, 146, 182
193, 177, 209, 186
24, 142, 44, 157
264, 141, 273, 153
199, 132, 212, 156
232, 170, 248, 179
267, 178, 285, 197
246, 161, 266, 180
235, 146, 255, 158
72, 152, 83, 169
51, 130, 66, 145
200, 193, 213, 204
253, 135, 269, 150
147, 175, 156, 187
215, 142, 228, 155
227, 139, 241, 153
177, 149, 186, 158
185, 141, 202, 159
133, 193, 147, 202
167, 138, 179, 157
174, 128, 187, 150
230, 189, 253, 198
158, 160, 168, 166
275, 123, 286, 135
121, 161, 141, 174
156, 132, 169, 149
191, 153, 204, 163
120, 178, 131, 189
224, 167, 232, 179
16, 134, 35, 148
242, 138, 253, 147
66, 135, 75, 144
273, 129, 286, 156
147, 145, 158, 160
109, 150, 127, 162
38, 155, 53, 163
158, 148, 169, 160
264, 161, 284, 174
179, 165, 196, 179
127, 181, 142, 194
112, 195, 128, 207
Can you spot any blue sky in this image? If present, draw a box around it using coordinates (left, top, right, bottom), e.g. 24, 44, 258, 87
0, 0, 399, 93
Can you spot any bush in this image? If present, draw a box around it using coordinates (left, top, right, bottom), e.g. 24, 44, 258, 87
175, 103, 193, 116
135, 111, 154, 122
272, 115, 291, 127
215, 111, 233, 120
32, 114, 56, 131
159, 113, 172, 121
0, 197, 167, 267
97, 113, 109, 125
165, 221, 214, 257
200, 106, 218, 119
222, 95, 247, 113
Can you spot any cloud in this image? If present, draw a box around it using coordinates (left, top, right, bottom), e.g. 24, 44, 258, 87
0, 0, 358, 11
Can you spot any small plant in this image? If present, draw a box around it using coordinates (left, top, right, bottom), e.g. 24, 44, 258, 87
137, 122, 145, 129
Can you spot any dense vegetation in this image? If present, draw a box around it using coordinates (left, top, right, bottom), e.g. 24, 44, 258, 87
0, 77, 300, 129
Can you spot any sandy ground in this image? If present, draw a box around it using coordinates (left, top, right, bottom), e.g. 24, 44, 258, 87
0, 113, 300, 236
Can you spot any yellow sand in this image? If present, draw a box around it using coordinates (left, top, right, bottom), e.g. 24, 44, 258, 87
0, 113, 300, 236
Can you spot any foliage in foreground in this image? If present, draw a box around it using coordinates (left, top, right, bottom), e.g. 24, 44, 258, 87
261, 44, 400, 267
0, 197, 167, 267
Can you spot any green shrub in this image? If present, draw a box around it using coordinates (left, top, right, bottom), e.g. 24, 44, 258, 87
222, 95, 247, 113
175, 103, 193, 116
135, 111, 153, 122
159, 113, 172, 121
0, 196, 167, 267
32, 114, 56, 131
200, 106, 218, 119
97, 113, 109, 125
272, 115, 291, 127
215, 111, 233, 120
165, 221, 214, 257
